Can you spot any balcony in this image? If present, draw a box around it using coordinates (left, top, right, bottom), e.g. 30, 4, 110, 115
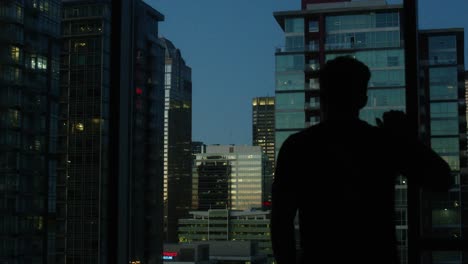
275, 43, 319, 53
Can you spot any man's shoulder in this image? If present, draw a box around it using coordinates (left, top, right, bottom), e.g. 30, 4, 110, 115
281, 123, 324, 147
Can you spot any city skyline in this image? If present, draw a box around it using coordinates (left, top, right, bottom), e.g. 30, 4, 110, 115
150, 0, 468, 145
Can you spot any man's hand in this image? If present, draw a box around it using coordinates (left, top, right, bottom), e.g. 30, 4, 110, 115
376, 110, 412, 138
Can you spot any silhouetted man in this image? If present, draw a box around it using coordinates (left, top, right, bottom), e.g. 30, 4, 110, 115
271, 56, 451, 264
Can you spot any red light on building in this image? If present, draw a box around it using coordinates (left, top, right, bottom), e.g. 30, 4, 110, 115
135, 87, 143, 95
263, 201, 272, 207
163, 252, 178, 257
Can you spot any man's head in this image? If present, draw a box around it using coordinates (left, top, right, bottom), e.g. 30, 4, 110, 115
319, 56, 371, 119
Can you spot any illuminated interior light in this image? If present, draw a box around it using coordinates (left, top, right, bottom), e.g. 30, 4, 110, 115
75, 123, 84, 131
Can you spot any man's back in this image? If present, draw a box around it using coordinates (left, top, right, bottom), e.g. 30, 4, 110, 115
271, 118, 451, 264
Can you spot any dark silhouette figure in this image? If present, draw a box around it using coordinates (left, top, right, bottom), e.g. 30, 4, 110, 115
271, 56, 451, 264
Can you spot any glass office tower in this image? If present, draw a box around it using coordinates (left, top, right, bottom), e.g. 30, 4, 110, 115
60, 2, 112, 262
160, 37, 193, 243
60, 1, 165, 263
0, 1, 61, 263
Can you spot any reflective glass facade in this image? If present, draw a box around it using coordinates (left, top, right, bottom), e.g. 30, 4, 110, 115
60, 3, 111, 263
60, 1, 165, 263
130, 2, 166, 263
160, 38, 192, 243
419, 30, 467, 262
193, 146, 269, 211
0, 1, 61, 263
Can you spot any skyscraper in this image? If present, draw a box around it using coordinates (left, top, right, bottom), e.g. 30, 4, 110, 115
131, 1, 166, 262
159, 37, 193, 243
252, 97, 275, 207
59, 2, 111, 262
60, 1, 165, 263
0, 1, 61, 263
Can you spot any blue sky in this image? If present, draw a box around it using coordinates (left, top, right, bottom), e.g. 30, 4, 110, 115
147, 0, 468, 145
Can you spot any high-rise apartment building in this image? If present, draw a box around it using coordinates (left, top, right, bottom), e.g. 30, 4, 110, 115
60, 1, 165, 263
252, 97, 275, 207
274, 1, 467, 263
160, 37, 192, 243
274, 0, 407, 262
0, 1, 61, 263
419, 29, 467, 262
193, 145, 270, 211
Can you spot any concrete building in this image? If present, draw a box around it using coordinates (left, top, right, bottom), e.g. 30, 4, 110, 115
178, 209, 272, 263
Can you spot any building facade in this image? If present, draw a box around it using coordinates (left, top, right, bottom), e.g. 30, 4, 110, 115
178, 209, 272, 263
60, 1, 165, 263
160, 37, 193, 243
419, 29, 467, 263
274, 0, 408, 262
274, 1, 468, 263
252, 97, 275, 206
193, 145, 270, 212
60, 2, 111, 262
131, 1, 166, 263
0, 1, 61, 263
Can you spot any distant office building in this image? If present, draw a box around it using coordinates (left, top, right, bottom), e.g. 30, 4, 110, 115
193, 145, 270, 211
419, 29, 467, 260
252, 97, 275, 166
0, 1, 61, 263
160, 37, 193, 243
252, 97, 275, 206
178, 209, 272, 263
60, 1, 165, 263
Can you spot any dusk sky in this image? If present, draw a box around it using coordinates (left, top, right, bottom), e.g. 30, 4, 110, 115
148, 0, 468, 146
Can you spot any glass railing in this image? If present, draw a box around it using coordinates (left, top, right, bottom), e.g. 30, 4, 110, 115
275, 44, 319, 53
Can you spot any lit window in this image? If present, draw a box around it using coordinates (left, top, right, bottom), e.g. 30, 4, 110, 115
11, 46, 20, 62
75, 123, 84, 131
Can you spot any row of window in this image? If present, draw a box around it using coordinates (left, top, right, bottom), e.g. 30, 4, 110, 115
325, 30, 401, 50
